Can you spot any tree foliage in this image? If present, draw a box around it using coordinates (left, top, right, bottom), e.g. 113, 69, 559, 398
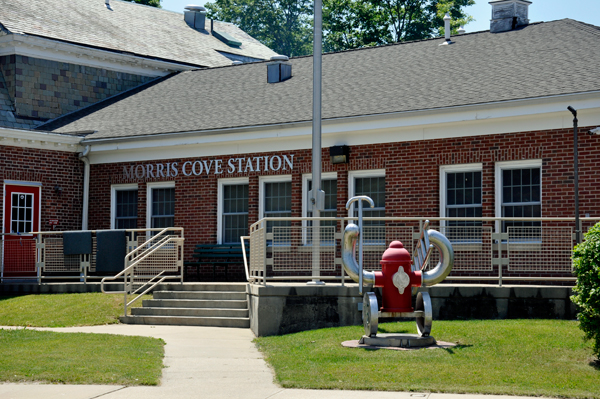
124, 0, 161, 7
205, 0, 474, 56
571, 222, 600, 361
205, 0, 313, 57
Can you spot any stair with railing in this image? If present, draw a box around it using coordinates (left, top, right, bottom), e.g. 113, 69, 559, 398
120, 283, 250, 328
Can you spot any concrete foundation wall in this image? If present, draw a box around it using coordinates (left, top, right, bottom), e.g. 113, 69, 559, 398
248, 284, 363, 337
249, 284, 577, 337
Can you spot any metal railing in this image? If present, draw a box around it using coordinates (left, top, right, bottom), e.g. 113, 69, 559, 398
0, 228, 184, 286
1, 233, 38, 281
101, 228, 185, 316
244, 217, 597, 286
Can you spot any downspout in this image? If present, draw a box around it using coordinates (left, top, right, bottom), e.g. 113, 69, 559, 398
78, 146, 90, 230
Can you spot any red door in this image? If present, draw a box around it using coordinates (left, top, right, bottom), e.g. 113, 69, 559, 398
2, 184, 40, 278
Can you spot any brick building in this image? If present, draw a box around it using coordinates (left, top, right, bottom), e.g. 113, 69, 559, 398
2, 1, 600, 281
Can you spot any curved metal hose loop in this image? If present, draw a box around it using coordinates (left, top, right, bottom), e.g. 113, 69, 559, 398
422, 229, 454, 286
341, 223, 376, 285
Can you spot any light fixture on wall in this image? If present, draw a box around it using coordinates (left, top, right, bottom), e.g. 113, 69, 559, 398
329, 145, 349, 164
54, 185, 62, 195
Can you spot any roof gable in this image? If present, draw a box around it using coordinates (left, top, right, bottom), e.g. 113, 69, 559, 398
0, 0, 277, 67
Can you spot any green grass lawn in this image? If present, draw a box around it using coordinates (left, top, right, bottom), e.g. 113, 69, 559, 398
0, 328, 164, 385
0, 293, 149, 327
0, 293, 163, 385
255, 319, 599, 398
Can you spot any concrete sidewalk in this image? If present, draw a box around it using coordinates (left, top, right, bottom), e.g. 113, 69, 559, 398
0, 324, 540, 399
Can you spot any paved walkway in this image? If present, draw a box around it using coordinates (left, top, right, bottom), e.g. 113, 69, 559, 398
0, 324, 539, 399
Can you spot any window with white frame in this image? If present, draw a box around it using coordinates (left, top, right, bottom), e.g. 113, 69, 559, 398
495, 161, 542, 233
440, 164, 482, 227
147, 182, 175, 229
348, 170, 385, 226
259, 175, 292, 232
111, 184, 138, 229
218, 178, 249, 244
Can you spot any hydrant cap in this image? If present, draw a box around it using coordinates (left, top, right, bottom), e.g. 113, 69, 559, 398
381, 240, 411, 261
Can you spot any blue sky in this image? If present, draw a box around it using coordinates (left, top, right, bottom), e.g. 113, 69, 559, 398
160, 0, 600, 34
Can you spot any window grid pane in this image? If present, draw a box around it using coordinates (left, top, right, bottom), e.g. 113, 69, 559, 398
115, 189, 138, 229
223, 184, 249, 244
265, 181, 292, 233
502, 167, 541, 232
354, 176, 385, 227
446, 171, 482, 227
11, 193, 33, 233
151, 188, 175, 229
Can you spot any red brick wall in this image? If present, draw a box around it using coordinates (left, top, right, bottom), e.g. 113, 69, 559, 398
1, 145, 83, 231
87, 126, 600, 271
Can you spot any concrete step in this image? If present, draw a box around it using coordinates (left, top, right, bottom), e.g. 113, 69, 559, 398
120, 315, 250, 328
142, 299, 248, 309
156, 283, 247, 292
153, 291, 246, 300
131, 307, 249, 318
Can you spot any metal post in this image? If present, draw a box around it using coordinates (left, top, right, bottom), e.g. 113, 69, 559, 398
310, 0, 324, 284
568, 106, 581, 244
358, 200, 363, 294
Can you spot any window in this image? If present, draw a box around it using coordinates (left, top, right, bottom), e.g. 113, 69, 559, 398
440, 164, 482, 227
348, 170, 385, 226
147, 182, 175, 229
218, 178, 249, 244
495, 161, 542, 232
111, 184, 138, 229
11, 193, 33, 233
259, 176, 292, 244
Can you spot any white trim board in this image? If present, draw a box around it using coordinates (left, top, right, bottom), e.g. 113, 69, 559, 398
86, 94, 600, 165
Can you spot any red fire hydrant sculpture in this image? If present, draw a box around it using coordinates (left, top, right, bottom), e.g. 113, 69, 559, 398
343, 196, 454, 338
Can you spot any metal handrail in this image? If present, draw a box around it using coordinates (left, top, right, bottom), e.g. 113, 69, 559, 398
246, 216, 591, 286
251, 216, 600, 229
125, 230, 171, 265
240, 236, 251, 282
101, 230, 184, 316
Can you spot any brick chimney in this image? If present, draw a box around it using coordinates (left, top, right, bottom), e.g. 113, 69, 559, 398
489, 0, 531, 33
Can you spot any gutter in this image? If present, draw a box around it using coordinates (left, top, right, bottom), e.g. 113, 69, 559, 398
78, 145, 91, 230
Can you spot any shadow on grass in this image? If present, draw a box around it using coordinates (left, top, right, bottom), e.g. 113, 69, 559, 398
376, 326, 411, 334
0, 296, 17, 302
589, 360, 600, 370
442, 344, 472, 354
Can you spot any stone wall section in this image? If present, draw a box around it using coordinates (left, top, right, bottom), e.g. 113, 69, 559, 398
0, 145, 84, 232
0, 55, 155, 125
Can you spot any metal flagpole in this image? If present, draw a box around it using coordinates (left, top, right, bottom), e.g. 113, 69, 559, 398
309, 0, 324, 284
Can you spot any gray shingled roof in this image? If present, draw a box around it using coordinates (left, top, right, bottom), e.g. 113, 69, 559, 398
0, 0, 277, 67
40, 19, 600, 140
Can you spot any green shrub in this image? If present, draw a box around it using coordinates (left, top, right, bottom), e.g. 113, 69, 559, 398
571, 222, 600, 361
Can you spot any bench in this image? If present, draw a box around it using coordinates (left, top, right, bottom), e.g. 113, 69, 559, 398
184, 244, 248, 281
